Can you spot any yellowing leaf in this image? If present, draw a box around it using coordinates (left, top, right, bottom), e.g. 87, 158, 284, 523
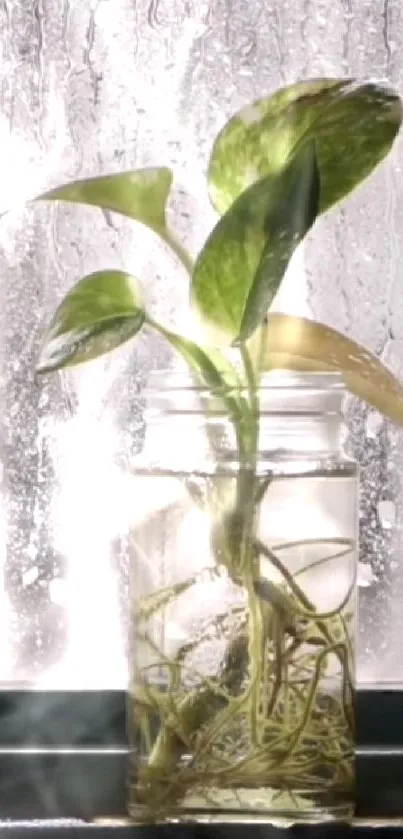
258, 314, 403, 426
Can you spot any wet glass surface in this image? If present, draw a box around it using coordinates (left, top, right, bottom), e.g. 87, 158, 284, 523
0, 0, 402, 686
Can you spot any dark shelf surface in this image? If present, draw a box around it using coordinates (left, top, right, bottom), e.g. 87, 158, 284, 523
2, 820, 403, 838
0, 689, 401, 826
0, 689, 399, 749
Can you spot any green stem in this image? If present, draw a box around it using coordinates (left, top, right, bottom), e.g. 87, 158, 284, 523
254, 538, 354, 710
265, 612, 285, 719
276, 642, 351, 764
146, 316, 247, 458
240, 341, 259, 463
163, 229, 194, 276
254, 473, 272, 503
245, 566, 264, 746
235, 342, 263, 744
254, 538, 356, 622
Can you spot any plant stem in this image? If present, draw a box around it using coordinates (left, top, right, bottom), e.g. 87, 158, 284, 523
255, 537, 355, 627
145, 627, 249, 770
237, 342, 265, 746
163, 229, 194, 276
240, 342, 259, 462
245, 563, 263, 746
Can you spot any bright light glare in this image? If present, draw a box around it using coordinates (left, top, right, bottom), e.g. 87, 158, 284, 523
42, 411, 129, 688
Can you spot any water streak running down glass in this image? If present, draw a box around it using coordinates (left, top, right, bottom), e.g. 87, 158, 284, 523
0, 0, 402, 687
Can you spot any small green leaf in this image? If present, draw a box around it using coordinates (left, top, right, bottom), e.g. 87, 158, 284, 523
36, 168, 194, 274
37, 270, 145, 373
39, 168, 173, 235
209, 78, 402, 216
191, 142, 320, 345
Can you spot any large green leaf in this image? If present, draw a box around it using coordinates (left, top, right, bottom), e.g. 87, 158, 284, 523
36, 168, 193, 273
36, 270, 146, 373
254, 313, 403, 427
191, 141, 320, 345
208, 79, 402, 216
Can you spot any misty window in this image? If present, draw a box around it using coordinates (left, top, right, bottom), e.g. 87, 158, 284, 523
0, 0, 402, 688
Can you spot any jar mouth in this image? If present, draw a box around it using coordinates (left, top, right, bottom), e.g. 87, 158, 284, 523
145, 369, 346, 416
146, 369, 345, 392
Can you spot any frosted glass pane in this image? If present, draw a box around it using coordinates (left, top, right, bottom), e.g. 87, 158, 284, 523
0, 0, 402, 686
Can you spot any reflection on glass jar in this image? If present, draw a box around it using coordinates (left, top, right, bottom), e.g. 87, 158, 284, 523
128, 371, 357, 824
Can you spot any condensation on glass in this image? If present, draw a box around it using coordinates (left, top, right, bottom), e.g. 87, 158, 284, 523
0, 0, 401, 687
128, 371, 357, 822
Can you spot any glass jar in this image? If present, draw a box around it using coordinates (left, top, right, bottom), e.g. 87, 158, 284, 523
127, 370, 357, 824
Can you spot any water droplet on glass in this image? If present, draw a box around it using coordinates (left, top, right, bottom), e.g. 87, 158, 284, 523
366, 412, 383, 439
23, 567, 39, 587
378, 499, 396, 530
357, 562, 377, 588
49, 578, 67, 606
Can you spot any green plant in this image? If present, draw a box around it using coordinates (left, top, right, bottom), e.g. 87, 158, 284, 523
17, 78, 403, 818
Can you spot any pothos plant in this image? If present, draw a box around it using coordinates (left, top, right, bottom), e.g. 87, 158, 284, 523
20, 78, 403, 815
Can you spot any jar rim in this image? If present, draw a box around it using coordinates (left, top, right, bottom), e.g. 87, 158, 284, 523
144, 369, 346, 417
145, 368, 345, 394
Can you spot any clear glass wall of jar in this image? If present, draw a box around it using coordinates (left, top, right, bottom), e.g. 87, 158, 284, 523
127, 371, 357, 824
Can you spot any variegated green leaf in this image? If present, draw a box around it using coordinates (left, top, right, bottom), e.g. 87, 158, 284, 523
36, 168, 192, 273
40, 167, 172, 232
36, 264, 245, 425
192, 142, 320, 344
209, 78, 402, 216
37, 270, 145, 373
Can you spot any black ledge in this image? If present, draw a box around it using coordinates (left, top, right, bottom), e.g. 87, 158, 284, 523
0, 690, 401, 829
2, 825, 403, 839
